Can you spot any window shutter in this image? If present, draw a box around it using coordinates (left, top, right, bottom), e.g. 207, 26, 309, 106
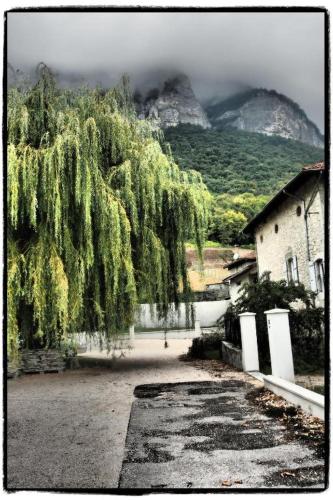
284, 260, 289, 282
292, 256, 299, 283
309, 262, 317, 292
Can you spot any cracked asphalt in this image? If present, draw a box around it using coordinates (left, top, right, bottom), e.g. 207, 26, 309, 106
119, 381, 325, 490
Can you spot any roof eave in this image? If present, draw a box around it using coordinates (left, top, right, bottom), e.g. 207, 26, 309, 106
222, 262, 257, 283
242, 166, 324, 235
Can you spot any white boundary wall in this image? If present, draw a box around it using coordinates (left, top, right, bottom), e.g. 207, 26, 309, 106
136, 300, 229, 329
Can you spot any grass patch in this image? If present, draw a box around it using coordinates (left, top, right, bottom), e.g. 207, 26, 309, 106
186, 240, 223, 249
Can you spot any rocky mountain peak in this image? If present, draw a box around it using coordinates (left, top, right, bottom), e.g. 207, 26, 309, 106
136, 73, 211, 129
206, 88, 324, 148
136, 75, 323, 148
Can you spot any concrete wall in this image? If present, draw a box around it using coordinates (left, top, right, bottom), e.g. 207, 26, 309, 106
136, 300, 229, 329
254, 176, 324, 299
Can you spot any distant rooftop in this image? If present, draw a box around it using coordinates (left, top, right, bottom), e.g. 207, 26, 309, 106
223, 262, 257, 283
302, 161, 325, 171
223, 250, 256, 270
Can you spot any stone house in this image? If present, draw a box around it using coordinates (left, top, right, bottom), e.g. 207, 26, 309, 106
222, 252, 257, 304
242, 162, 325, 307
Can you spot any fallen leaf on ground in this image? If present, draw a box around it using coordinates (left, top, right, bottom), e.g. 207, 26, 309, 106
281, 471, 296, 477
221, 480, 232, 486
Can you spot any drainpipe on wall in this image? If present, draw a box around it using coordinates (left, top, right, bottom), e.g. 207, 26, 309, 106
254, 230, 260, 279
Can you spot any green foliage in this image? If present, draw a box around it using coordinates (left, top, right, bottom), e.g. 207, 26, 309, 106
210, 208, 246, 246
59, 337, 79, 358
185, 239, 223, 249
7, 67, 210, 359
164, 123, 323, 246
216, 192, 270, 219
227, 273, 324, 372
189, 330, 224, 359
164, 124, 324, 195
207, 192, 269, 245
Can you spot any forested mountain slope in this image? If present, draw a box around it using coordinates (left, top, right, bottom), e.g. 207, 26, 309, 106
164, 124, 324, 195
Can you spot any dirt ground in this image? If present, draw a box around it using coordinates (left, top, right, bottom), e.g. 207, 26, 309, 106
7, 339, 262, 490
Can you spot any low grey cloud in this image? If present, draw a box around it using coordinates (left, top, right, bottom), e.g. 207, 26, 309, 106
7, 11, 325, 131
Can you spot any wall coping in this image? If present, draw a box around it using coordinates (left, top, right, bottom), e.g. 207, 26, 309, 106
263, 375, 324, 407
264, 308, 290, 315
263, 375, 324, 419
221, 340, 242, 353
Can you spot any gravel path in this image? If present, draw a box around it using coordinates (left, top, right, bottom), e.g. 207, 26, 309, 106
8, 339, 254, 490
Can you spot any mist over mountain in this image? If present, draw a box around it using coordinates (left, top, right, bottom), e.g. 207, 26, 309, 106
133, 72, 323, 148
7, 11, 324, 133
8, 60, 324, 149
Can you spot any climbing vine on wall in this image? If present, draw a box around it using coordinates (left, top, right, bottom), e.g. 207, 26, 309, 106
7, 65, 211, 359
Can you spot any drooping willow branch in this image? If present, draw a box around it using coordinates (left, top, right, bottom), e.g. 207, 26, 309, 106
7, 66, 211, 359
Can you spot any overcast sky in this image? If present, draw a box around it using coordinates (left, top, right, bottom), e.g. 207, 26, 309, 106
7, 11, 325, 131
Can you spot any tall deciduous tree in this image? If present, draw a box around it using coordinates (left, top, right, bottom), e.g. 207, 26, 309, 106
7, 65, 211, 359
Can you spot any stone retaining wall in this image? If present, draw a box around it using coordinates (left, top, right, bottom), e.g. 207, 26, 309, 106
7, 360, 21, 379
221, 340, 243, 370
20, 349, 66, 374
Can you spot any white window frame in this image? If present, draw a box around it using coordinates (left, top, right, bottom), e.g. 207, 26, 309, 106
285, 255, 299, 285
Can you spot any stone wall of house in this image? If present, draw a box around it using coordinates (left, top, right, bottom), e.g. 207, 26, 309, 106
254, 175, 325, 293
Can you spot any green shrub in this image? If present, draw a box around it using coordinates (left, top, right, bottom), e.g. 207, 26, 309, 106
189, 330, 224, 359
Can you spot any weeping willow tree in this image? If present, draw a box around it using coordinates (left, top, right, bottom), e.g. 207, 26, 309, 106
7, 64, 211, 360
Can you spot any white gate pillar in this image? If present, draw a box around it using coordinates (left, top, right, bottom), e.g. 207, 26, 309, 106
265, 308, 294, 382
194, 320, 201, 335
129, 325, 135, 340
239, 312, 259, 372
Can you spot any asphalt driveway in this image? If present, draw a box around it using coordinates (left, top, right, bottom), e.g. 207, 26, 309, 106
119, 380, 325, 490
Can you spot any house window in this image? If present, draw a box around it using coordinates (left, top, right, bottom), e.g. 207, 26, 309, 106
314, 259, 324, 293
274, 224, 279, 233
285, 255, 299, 284
296, 206, 302, 217
260, 235, 263, 243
